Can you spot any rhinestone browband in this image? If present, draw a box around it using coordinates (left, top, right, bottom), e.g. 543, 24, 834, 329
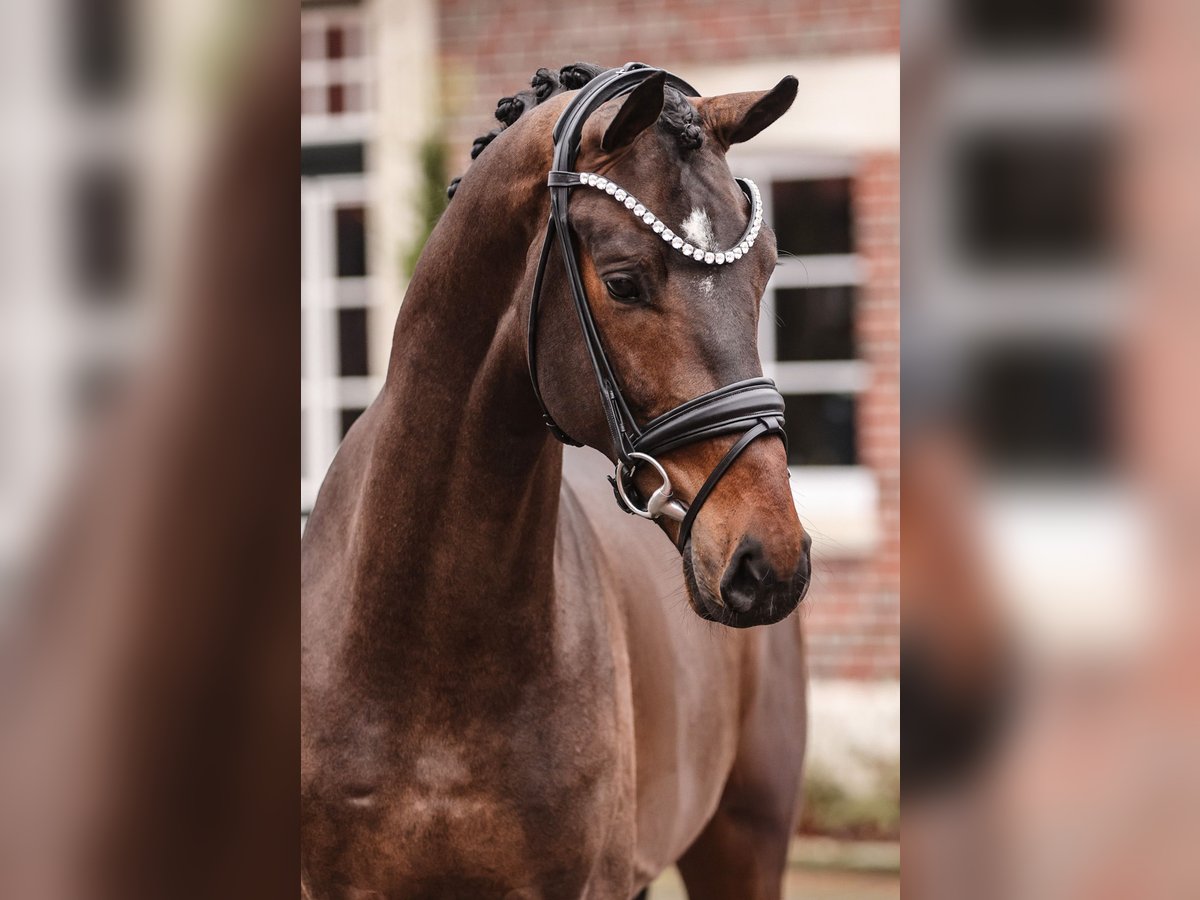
574, 171, 762, 266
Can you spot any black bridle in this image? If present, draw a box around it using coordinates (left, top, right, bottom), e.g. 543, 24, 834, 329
527, 63, 787, 552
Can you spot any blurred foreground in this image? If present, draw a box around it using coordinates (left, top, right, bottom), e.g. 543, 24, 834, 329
903, 0, 1200, 897
0, 1, 297, 898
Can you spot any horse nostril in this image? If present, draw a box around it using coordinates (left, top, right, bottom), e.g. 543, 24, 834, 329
743, 546, 771, 585
721, 537, 772, 613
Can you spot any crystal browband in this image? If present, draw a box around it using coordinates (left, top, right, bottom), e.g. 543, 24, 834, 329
568, 171, 763, 266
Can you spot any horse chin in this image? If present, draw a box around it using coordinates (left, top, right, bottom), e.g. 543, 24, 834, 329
680, 541, 801, 629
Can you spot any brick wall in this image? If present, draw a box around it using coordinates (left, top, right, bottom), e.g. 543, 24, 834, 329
803, 153, 900, 680
437, 0, 900, 173
432, 0, 900, 681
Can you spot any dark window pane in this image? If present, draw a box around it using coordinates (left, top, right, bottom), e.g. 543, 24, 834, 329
72, 162, 134, 299
335, 206, 367, 277
956, 0, 1108, 52
337, 308, 369, 377
341, 407, 366, 437
782, 393, 858, 466
69, 0, 131, 102
301, 142, 364, 177
772, 179, 853, 256
774, 286, 856, 361
326, 26, 344, 59
967, 342, 1112, 472
328, 83, 345, 114
956, 129, 1113, 266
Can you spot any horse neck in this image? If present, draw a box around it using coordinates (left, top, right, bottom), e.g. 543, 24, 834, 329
347, 122, 565, 647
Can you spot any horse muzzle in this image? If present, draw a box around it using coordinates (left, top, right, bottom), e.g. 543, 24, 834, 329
685, 529, 810, 628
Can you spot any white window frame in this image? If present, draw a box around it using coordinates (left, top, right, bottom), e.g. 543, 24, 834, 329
728, 149, 880, 555
301, 174, 382, 512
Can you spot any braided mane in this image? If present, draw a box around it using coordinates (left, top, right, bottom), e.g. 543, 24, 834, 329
447, 62, 703, 200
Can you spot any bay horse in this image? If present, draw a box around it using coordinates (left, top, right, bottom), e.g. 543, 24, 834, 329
301, 62, 811, 899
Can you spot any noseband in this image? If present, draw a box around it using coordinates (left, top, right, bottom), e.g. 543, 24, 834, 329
527, 63, 788, 552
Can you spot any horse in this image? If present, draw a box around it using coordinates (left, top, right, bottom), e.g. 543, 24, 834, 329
301, 62, 811, 899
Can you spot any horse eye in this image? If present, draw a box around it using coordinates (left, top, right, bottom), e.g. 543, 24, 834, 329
604, 276, 641, 303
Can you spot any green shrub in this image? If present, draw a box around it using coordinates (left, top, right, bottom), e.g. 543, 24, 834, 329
402, 135, 449, 280
797, 757, 899, 841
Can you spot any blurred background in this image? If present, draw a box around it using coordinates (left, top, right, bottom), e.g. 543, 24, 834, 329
0, 0, 272, 591
903, 1, 1200, 899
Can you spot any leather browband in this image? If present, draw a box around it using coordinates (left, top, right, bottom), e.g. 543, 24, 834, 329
526, 63, 788, 551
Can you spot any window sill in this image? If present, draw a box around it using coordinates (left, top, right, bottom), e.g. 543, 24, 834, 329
788, 466, 880, 558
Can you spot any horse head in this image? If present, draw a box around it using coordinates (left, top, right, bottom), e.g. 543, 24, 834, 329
463, 65, 811, 627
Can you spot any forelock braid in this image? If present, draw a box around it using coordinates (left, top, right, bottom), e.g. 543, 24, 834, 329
661, 87, 704, 153
448, 61, 604, 200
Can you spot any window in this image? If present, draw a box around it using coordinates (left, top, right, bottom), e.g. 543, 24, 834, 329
782, 393, 858, 466
302, 143, 366, 177
772, 178, 854, 256
301, 178, 379, 511
335, 206, 367, 277
967, 340, 1112, 473
756, 171, 867, 469
337, 307, 369, 377
71, 161, 135, 301
301, 7, 372, 141
954, 0, 1109, 53
774, 286, 856, 362
955, 128, 1113, 266
301, 5, 376, 514
68, 0, 132, 102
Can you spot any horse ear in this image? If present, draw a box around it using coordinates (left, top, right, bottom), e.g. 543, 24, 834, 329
704, 76, 798, 149
602, 71, 667, 152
